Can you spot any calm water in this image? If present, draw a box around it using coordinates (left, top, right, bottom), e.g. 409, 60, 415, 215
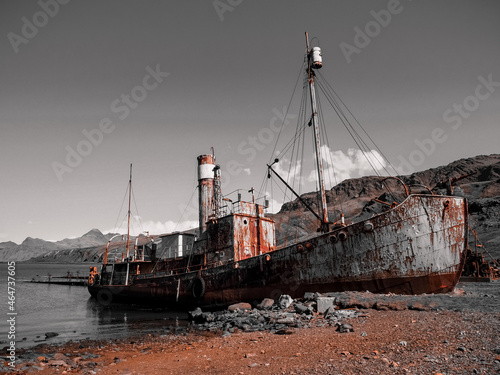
0, 263, 187, 349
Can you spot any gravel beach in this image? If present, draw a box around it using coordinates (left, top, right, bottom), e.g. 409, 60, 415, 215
4, 281, 499, 375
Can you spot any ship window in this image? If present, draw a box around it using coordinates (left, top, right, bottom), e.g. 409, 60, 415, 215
243, 219, 248, 224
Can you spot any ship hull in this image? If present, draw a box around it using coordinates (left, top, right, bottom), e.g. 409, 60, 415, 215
89, 195, 467, 308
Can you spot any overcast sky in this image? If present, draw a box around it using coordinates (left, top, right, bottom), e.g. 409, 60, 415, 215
1, 0, 499, 244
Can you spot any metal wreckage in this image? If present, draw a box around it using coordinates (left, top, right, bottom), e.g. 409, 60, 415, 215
88, 34, 469, 308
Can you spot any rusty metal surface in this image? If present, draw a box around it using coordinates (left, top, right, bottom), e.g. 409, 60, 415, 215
89, 194, 467, 308
197, 154, 215, 233
205, 201, 276, 262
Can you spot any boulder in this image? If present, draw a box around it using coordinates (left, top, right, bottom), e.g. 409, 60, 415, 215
316, 296, 336, 313
336, 323, 354, 333
294, 303, 311, 315
277, 316, 296, 325
188, 307, 203, 321
257, 298, 274, 310
278, 295, 293, 309
228, 302, 252, 312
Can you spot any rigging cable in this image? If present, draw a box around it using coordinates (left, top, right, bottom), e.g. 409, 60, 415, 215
315, 86, 345, 220
315, 78, 386, 178
258, 58, 306, 209
317, 70, 400, 176
131, 186, 144, 234
267, 59, 306, 165
112, 182, 130, 234
315, 75, 399, 201
287, 71, 309, 195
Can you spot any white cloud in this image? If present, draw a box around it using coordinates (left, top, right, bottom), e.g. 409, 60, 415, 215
273, 158, 302, 185
243, 168, 251, 175
261, 191, 283, 214
107, 215, 198, 236
142, 220, 198, 235
309, 146, 387, 184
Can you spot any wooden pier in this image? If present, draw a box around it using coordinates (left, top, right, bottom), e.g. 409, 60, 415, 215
29, 275, 88, 286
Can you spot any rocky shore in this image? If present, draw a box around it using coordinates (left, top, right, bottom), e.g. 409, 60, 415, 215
2, 282, 499, 374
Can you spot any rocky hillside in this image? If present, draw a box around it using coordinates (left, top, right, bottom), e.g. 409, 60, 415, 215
2, 154, 499, 263
271, 154, 500, 260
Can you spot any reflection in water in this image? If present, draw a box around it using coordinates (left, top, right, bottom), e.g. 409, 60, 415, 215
0, 264, 189, 349
84, 296, 188, 339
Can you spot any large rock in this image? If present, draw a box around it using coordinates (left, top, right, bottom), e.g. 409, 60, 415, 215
316, 296, 336, 313
278, 295, 293, 309
277, 316, 296, 325
188, 307, 203, 321
228, 302, 252, 312
294, 303, 312, 315
257, 298, 274, 310
336, 323, 354, 333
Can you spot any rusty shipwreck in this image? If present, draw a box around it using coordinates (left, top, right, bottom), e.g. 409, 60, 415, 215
88, 34, 468, 308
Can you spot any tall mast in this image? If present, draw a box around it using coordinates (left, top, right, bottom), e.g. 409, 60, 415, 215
124, 164, 132, 286
126, 163, 132, 258
305, 32, 329, 232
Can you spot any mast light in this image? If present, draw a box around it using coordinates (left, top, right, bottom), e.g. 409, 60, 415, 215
310, 46, 323, 69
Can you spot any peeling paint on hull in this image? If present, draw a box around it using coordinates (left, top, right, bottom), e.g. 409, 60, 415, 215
89, 195, 467, 308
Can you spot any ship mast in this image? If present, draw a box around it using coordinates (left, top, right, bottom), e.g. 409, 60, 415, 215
125, 163, 132, 286
126, 163, 132, 259
305, 32, 329, 232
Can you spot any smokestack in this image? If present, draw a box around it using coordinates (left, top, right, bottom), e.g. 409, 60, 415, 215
197, 154, 215, 234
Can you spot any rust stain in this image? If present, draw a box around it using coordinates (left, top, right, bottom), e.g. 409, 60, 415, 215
90, 194, 467, 308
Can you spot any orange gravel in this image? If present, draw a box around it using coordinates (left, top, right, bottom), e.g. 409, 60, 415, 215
10, 309, 500, 375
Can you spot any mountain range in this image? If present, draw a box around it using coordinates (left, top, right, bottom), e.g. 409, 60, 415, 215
0, 229, 117, 262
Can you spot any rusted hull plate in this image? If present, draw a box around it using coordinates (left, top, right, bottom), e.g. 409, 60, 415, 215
89, 195, 467, 308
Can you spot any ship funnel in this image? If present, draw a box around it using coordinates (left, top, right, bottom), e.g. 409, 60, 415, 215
197, 154, 215, 234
